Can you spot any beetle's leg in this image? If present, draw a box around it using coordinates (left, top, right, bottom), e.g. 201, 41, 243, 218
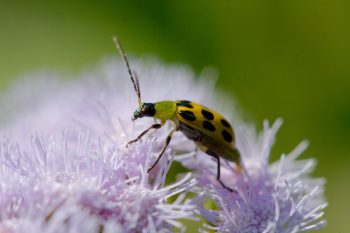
147, 129, 176, 173
206, 149, 236, 192
127, 123, 162, 147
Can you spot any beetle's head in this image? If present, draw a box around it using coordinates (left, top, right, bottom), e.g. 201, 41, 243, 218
132, 102, 156, 120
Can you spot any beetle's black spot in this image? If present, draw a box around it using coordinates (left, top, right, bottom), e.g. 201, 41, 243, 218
221, 130, 233, 143
221, 119, 231, 128
176, 100, 193, 108
203, 121, 216, 132
179, 100, 191, 103
201, 109, 214, 120
179, 110, 196, 121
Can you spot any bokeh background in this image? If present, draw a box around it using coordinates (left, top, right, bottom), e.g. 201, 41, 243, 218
0, 1, 349, 232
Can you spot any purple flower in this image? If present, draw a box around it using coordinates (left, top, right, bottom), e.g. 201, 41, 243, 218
0, 57, 326, 232
182, 119, 327, 232
0, 129, 197, 233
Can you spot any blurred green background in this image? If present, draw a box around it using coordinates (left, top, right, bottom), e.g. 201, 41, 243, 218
0, 1, 349, 232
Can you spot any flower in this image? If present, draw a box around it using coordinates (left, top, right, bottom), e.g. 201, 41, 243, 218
0, 57, 326, 233
182, 119, 327, 233
0, 129, 198, 233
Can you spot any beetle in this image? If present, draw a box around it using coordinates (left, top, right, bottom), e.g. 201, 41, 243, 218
113, 37, 241, 191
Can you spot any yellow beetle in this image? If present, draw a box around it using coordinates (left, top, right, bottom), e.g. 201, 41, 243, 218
114, 37, 240, 191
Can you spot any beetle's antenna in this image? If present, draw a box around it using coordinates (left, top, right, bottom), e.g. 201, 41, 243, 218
113, 37, 142, 106
133, 71, 141, 99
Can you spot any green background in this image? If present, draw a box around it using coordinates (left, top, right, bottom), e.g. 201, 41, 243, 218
1, 1, 349, 232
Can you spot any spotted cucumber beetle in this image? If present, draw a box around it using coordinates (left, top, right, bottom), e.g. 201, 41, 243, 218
113, 37, 241, 191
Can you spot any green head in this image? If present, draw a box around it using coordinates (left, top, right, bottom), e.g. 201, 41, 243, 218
132, 103, 156, 120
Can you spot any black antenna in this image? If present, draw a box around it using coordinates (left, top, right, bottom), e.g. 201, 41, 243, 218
113, 37, 142, 106
133, 71, 141, 98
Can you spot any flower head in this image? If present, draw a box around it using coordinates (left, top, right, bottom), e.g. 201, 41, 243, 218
0, 57, 326, 233
184, 119, 327, 232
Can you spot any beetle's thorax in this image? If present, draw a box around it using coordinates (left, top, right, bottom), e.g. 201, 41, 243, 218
154, 101, 177, 122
